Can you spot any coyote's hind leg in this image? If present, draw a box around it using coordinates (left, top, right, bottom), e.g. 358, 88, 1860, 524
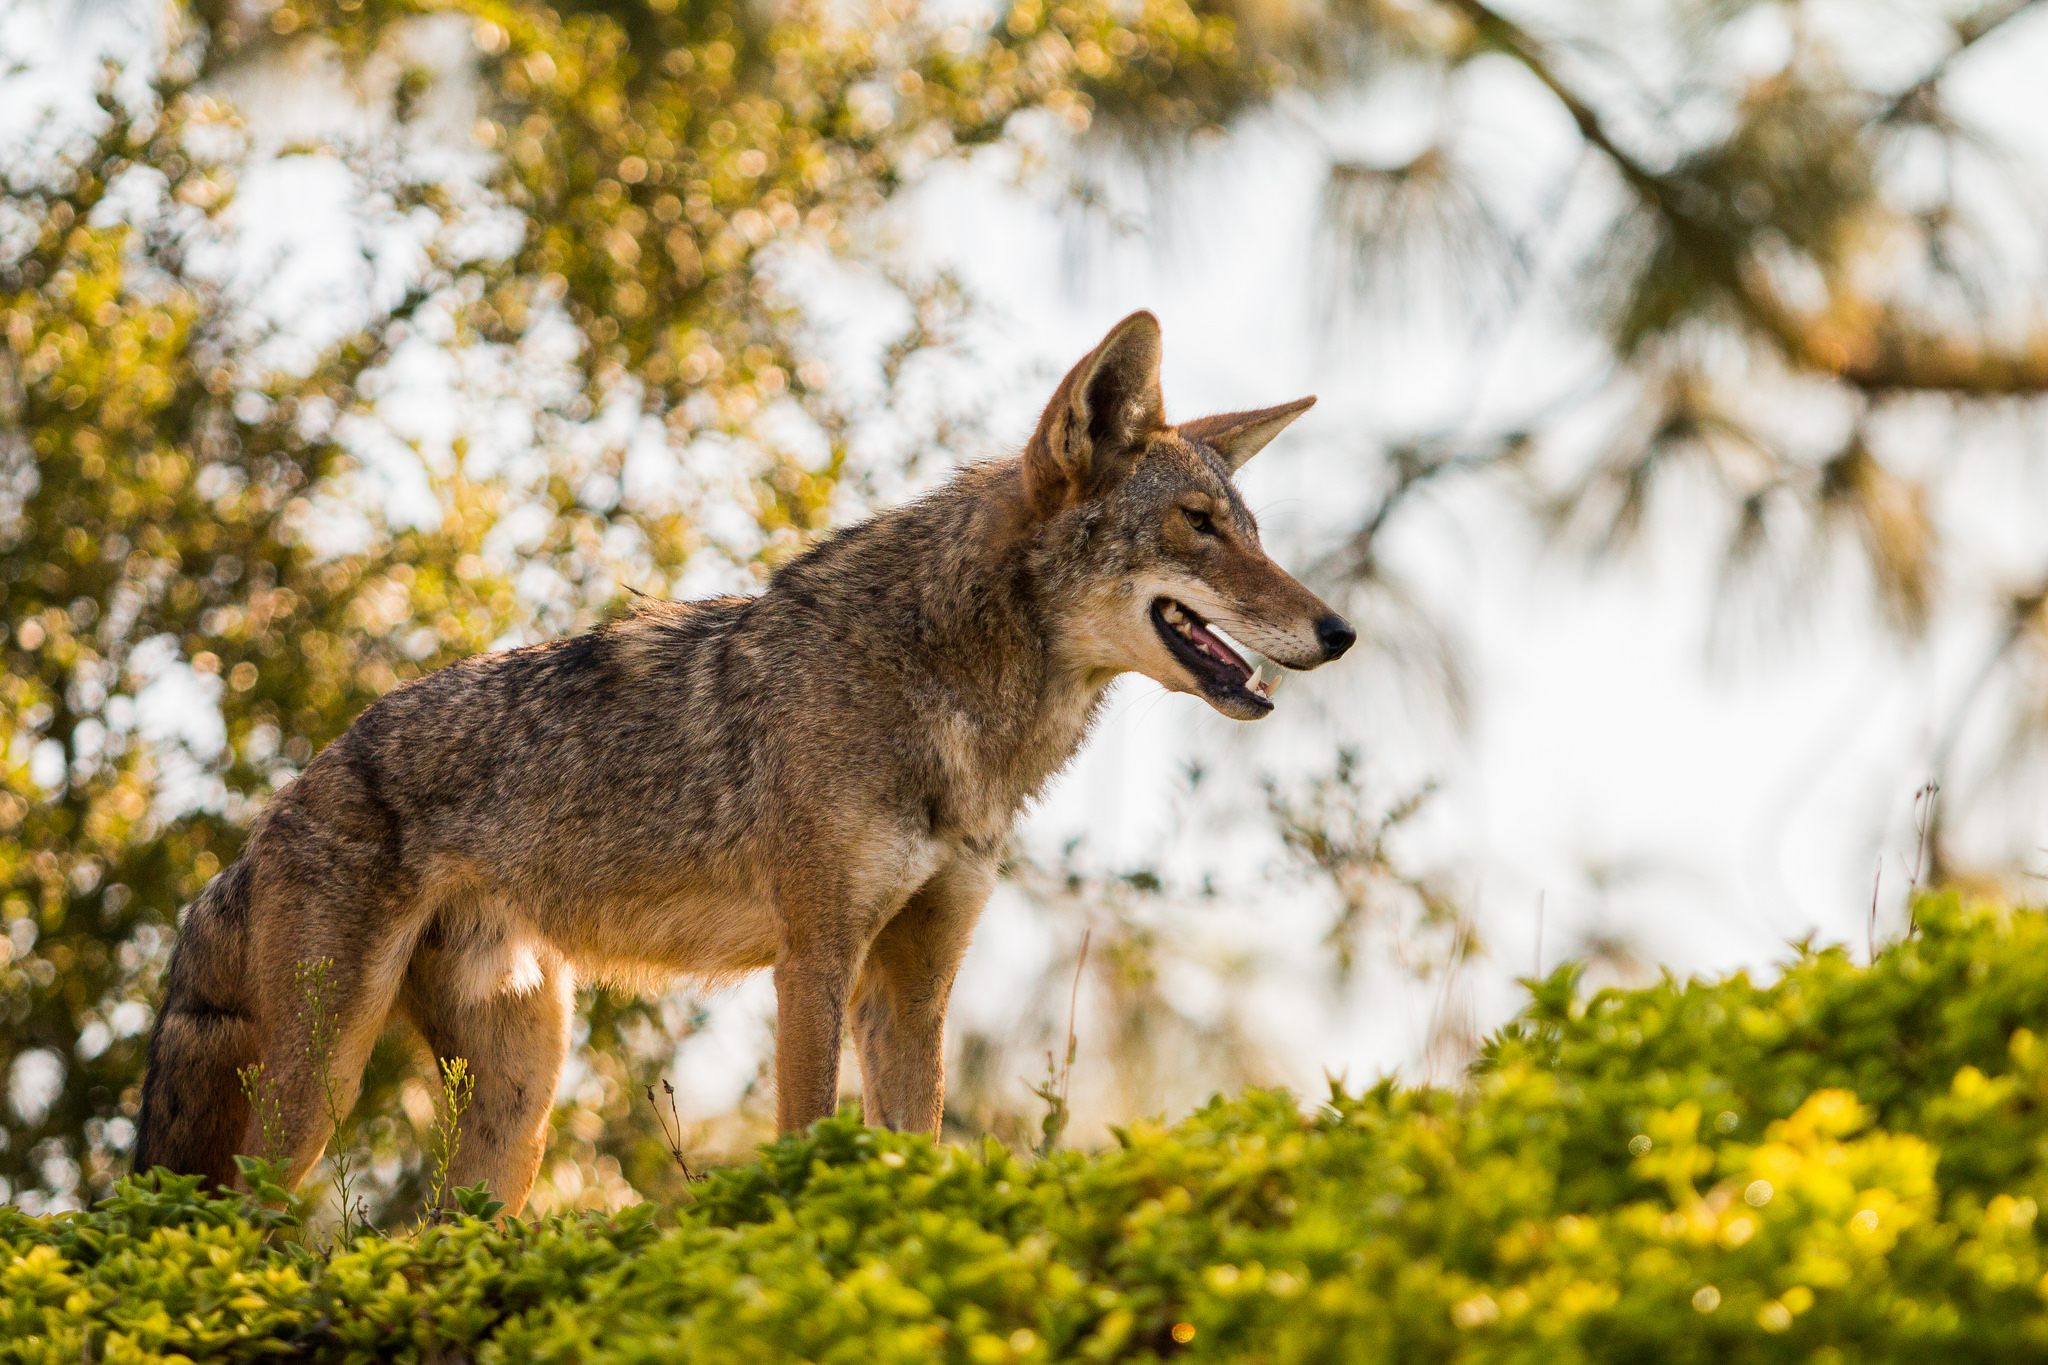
400, 934, 572, 1216
241, 872, 421, 1191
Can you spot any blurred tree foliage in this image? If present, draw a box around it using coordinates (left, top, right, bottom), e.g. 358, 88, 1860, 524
1285, 0, 2048, 876
7, 0, 2048, 1216
1, 84, 512, 1209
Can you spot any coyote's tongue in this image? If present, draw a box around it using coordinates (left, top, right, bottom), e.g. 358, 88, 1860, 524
1159, 599, 1278, 700
1186, 618, 1250, 681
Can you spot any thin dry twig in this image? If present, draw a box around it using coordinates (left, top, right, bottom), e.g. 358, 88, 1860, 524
1908, 781, 1940, 936
1032, 929, 1093, 1156
1061, 929, 1092, 1107
644, 1078, 697, 1184
1911, 782, 1941, 890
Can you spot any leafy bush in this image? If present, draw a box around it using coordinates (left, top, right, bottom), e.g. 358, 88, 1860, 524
11, 894, 2048, 1362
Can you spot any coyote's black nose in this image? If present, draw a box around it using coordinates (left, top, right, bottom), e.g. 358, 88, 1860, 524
1316, 614, 1357, 661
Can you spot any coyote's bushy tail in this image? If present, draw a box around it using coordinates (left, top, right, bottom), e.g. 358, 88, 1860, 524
133, 861, 258, 1186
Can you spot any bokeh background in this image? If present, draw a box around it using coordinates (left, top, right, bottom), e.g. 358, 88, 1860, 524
5, 0, 2047, 1217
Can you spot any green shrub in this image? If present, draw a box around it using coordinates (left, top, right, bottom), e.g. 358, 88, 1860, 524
11, 894, 2048, 1362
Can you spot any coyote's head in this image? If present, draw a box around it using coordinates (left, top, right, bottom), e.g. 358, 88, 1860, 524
1026, 310, 1355, 720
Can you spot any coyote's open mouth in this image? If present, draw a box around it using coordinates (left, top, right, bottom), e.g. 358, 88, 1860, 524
1151, 598, 1275, 715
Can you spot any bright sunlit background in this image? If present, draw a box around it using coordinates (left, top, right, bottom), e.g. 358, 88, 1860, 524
6, 0, 2047, 1214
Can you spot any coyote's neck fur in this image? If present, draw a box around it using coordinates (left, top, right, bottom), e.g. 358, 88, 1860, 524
615, 455, 1111, 848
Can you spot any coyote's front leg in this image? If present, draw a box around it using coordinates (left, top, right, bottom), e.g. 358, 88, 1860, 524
852, 858, 994, 1135
773, 949, 857, 1132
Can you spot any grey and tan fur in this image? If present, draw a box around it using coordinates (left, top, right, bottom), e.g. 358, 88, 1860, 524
133, 311, 1356, 1213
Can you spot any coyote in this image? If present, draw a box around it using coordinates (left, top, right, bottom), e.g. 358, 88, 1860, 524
133, 311, 1356, 1212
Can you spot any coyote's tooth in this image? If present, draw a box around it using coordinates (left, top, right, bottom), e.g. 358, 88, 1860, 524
1253, 658, 1284, 699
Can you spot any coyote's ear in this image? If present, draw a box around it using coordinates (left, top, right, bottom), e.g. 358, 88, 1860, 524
1179, 396, 1316, 473
1025, 310, 1165, 512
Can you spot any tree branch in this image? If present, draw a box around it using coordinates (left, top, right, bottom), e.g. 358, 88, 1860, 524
1443, 0, 2048, 399
1876, 0, 2045, 126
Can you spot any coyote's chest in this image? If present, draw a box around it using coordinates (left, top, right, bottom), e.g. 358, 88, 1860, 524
926, 682, 1106, 848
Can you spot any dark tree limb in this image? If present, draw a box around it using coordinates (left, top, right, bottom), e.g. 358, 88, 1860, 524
1443, 0, 2048, 399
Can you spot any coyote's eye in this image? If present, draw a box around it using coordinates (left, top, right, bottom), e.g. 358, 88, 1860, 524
1183, 507, 1219, 537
